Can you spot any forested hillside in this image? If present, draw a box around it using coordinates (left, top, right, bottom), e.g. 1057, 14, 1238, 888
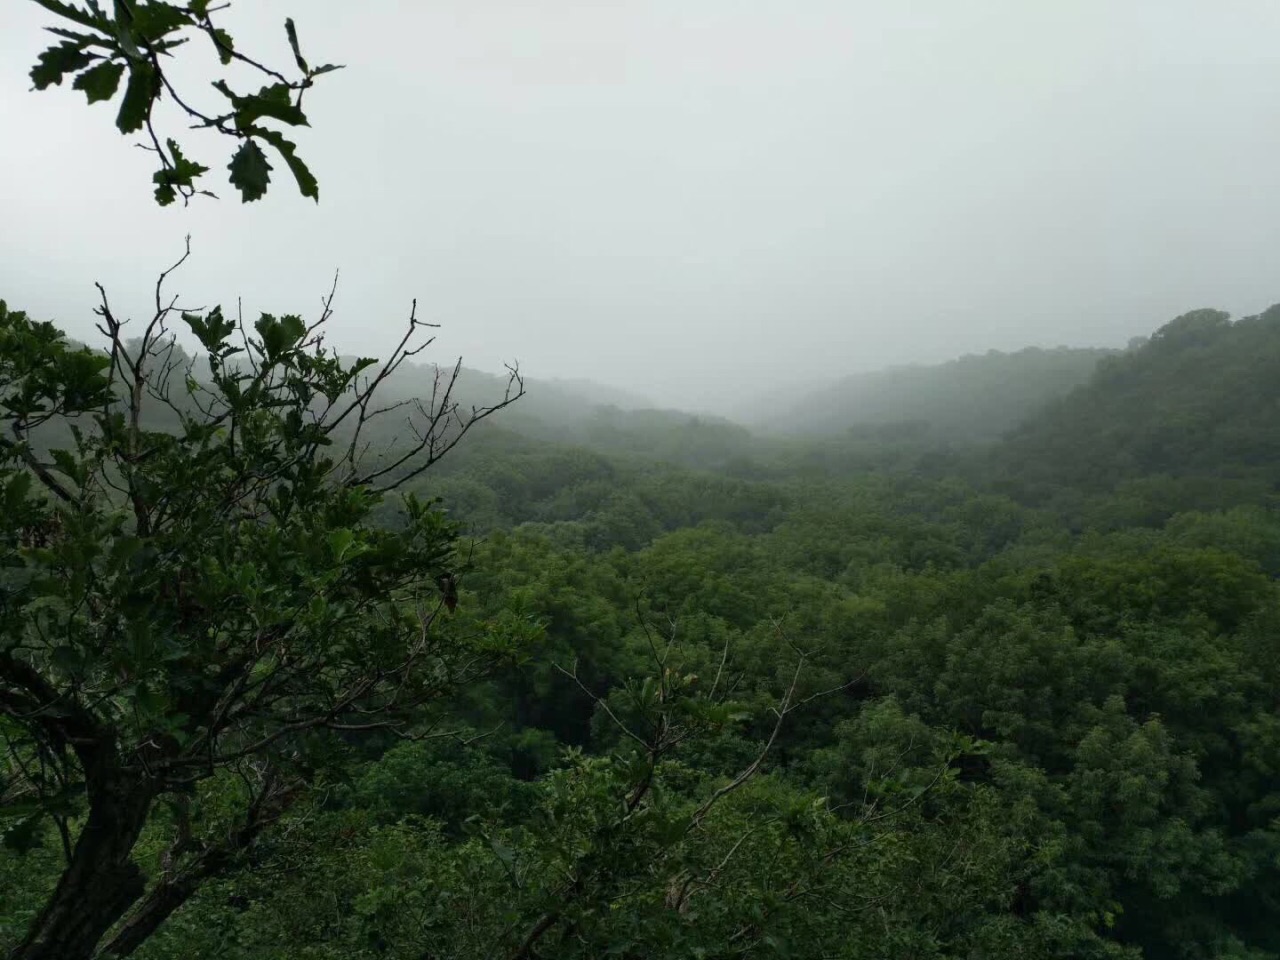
8, 297, 1280, 960
753, 346, 1115, 442
993, 307, 1280, 525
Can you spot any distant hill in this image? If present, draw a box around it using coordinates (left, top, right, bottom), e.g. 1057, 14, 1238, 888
383, 361, 756, 471
540, 377, 653, 411
991, 306, 1280, 513
351, 361, 646, 421
753, 346, 1115, 442
380, 364, 651, 418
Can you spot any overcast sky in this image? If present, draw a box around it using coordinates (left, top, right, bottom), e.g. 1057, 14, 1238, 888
4, 1, 1280, 413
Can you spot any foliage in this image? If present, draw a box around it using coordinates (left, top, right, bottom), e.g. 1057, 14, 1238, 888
995, 305, 1280, 521
28, 0, 341, 204
11, 4, 1280, 956
755, 346, 1115, 442
0, 275, 524, 959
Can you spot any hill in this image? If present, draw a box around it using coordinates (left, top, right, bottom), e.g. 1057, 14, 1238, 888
381, 360, 757, 471
540, 376, 653, 411
992, 306, 1280, 518
9, 299, 1280, 960
754, 346, 1115, 442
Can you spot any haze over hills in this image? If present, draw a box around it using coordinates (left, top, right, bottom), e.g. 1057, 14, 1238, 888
745, 345, 1118, 441
205, 309, 1280, 475
350, 361, 654, 416
420, 342, 1122, 458
540, 377, 654, 411
65, 304, 1280, 483
439, 303, 1280, 520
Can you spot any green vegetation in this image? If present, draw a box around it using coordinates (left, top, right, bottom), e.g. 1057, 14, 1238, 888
28, 0, 339, 203
7, 290, 1280, 959
754, 346, 1115, 442
5, 5, 1280, 959
995, 307, 1280, 524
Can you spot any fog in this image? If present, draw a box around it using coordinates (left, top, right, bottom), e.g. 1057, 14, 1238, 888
4, 0, 1280, 414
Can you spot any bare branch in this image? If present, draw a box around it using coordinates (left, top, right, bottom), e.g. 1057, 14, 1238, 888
554, 661, 650, 751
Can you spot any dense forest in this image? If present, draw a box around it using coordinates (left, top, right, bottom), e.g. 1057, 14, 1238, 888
6, 300, 1280, 959
4, 5, 1280, 960
748, 345, 1117, 442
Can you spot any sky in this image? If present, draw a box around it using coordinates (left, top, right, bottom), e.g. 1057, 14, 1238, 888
4, 1, 1280, 414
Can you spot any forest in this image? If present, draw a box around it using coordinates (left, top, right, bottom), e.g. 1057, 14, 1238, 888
4, 4, 1280, 960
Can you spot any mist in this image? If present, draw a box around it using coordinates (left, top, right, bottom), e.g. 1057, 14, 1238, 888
4, 0, 1280, 415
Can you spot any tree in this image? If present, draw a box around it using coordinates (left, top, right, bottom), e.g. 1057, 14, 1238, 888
0, 272, 526, 959
7, 4, 535, 954
28, 0, 341, 204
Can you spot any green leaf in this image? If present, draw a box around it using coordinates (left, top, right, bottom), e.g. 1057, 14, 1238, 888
232, 83, 308, 128
29, 0, 108, 32
254, 312, 306, 361
227, 138, 272, 202
4, 472, 33, 512
129, 2, 189, 43
112, 18, 143, 62
171, 139, 208, 177
1, 813, 44, 855
30, 41, 95, 90
279, 313, 307, 346
255, 128, 318, 201
72, 59, 124, 103
152, 138, 209, 205
44, 25, 104, 43
310, 63, 344, 77
115, 60, 156, 133
50, 448, 82, 484
489, 837, 515, 869
209, 26, 233, 65
284, 18, 308, 74
328, 528, 355, 560
183, 306, 235, 351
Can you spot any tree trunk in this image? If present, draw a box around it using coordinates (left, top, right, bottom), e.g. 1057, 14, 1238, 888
96, 837, 242, 959
97, 769, 300, 958
94, 865, 206, 959
8, 779, 154, 960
